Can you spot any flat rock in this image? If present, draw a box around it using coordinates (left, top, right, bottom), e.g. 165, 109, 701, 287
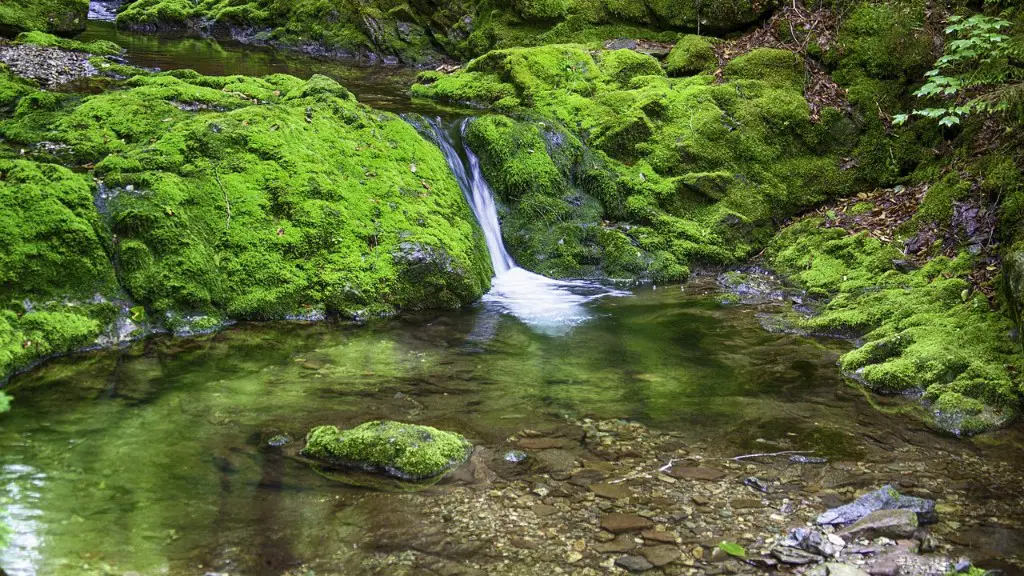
642, 545, 681, 567
601, 513, 654, 534
590, 482, 633, 499
615, 555, 654, 572
808, 563, 871, 576
839, 509, 918, 540
517, 437, 566, 450
567, 469, 606, 486
642, 530, 677, 543
531, 504, 559, 517
817, 485, 936, 526
731, 498, 763, 509
666, 466, 727, 481
771, 546, 821, 565
595, 534, 638, 553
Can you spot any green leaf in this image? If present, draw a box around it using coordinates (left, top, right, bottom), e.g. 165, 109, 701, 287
892, 114, 910, 126
130, 306, 147, 322
939, 115, 962, 127
719, 541, 746, 559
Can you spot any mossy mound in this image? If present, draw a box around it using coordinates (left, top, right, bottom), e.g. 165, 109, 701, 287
665, 35, 717, 77
13, 31, 123, 57
0, 0, 88, 34
1, 70, 492, 321
302, 420, 473, 480
768, 219, 1022, 435
414, 45, 855, 281
0, 159, 120, 379
114, 0, 454, 65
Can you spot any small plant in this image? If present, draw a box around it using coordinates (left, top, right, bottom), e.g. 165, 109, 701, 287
718, 541, 746, 559
895, 13, 1024, 127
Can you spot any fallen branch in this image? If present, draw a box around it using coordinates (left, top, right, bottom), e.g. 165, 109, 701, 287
729, 450, 814, 461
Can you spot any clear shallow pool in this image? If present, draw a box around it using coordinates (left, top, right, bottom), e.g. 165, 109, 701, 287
1, 280, 1022, 575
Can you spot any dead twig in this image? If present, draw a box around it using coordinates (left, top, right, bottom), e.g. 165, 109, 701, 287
729, 450, 814, 461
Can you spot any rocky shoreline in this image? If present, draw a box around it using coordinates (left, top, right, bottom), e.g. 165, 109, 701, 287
334, 419, 1024, 575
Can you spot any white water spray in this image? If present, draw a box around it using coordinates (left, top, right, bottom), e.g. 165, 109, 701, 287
425, 118, 626, 333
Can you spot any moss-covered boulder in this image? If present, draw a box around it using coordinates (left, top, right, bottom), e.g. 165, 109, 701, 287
0, 0, 88, 34
302, 420, 473, 480
1, 70, 492, 322
665, 35, 717, 77
0, 159, 120, 379
414, 44, 855, 281
768, 219, 1022, 435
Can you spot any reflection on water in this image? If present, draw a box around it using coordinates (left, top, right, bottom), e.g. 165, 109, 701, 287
1, 283, 1020, 574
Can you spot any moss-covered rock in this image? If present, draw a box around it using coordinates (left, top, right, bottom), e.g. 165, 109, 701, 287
1, 71, 492, 322
665, 35, 717, 77
13, 31, 123, 57
302, 420, 473, 480
0, 159, 120, 379
768, 218, 1022, 435
0, 0, 88, 34
415, 44, 855, 281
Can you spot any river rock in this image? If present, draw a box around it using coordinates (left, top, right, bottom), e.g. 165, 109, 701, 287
642, 530, 677, 543
642, 545, 681, 567
590, 482, 633, 499
517, 437, 566, 450
781, 527, 838, 557
601, 513, 655, 533
301, 420, 472, 480
666, 466, 727, 481
595, 534, 638, 553
817, 485, 936, 526
839, 509, 919, 540
615, 555, 654, 572
771, 546, 822, 565
808, 563, 871, 576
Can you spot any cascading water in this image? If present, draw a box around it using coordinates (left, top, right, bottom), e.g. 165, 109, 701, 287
420, 117, 626, 333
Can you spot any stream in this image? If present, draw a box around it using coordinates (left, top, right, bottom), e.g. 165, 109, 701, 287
1, 14, 1023, 576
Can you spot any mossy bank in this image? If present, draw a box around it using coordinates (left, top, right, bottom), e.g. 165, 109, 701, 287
0, 45, 492, 381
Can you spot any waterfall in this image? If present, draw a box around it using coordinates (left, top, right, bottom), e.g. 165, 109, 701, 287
418, 117, 627, 333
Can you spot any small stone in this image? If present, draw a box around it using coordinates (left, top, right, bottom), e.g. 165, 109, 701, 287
601, 513, 655, 534
667, 467, 727, 481
532, 504, 558, 517
731, 498, 763, 509
532, 486, 550, 498
615, 555, 654, 572
692, 495, 711, 505
518, 437, 566, 450
771, 546, 821, 565
642, 545, 681, 567
590, 482, 633, 500
642, 530, 676, 544
810, 563, 870, 576
565, 551, 583, 563
595, 534, 638, 553
744, 476, 770, 493
503, 450, 528, 463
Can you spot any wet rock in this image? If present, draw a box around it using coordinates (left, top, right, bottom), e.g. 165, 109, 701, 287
590, 482, 632, 500
666, 466, 727, 481
615, 555, 654, 572
839, 509, 918, 540
808, 563, 871, 576
0, 44, 99, 88
782, 527, 841, 557
744, 476, 770, 493
771, 546, 822, 565
595, 534, 638, 553
266, 434, 291, 447
817, 485, 936, 526
517, 437, 566, 450
731, 498, 763, 509
642, 545, 680, 567
791, 455, 830, 464
601, 513, 655, 533
301, 420, 472, 481
641, 530, 676, 543
531, 504, 558, 517
503, 449, 528, 463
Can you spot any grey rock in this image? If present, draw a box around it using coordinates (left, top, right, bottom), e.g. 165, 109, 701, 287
817, 485, 936, 526
839, 510, 918, 540
503, 450, 528, 463
771, 546, 822, 565
808, 563, 871, 576
782, 527, 837, 557
615, 555, 654, 572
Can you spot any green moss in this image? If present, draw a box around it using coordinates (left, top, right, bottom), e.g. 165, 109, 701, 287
416, 43, 852, 281
302, 420, 472, 480
768, 218, 1022, 434
14, 32, 123, 56
665, 35, 717, 77
0, 0, 88, 34
724, 48, 805, 90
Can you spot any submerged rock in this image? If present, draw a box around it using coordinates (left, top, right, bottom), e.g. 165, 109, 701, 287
302, 420, 473, 481
816, 485, 936, 526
